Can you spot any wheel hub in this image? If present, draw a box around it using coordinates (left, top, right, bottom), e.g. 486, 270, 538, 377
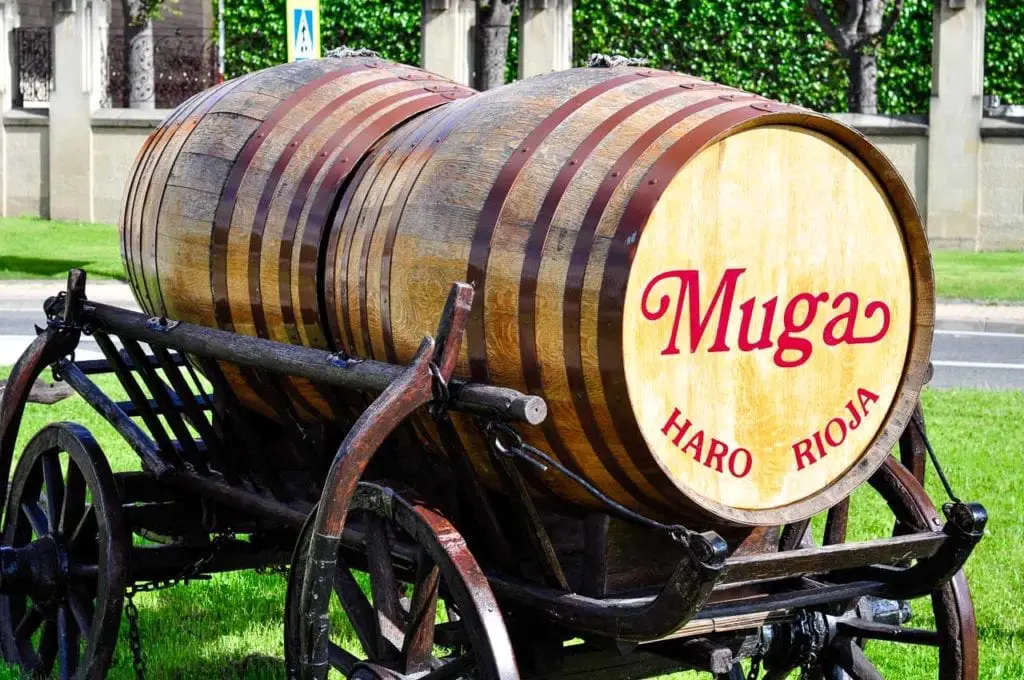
0, 533, 68, 602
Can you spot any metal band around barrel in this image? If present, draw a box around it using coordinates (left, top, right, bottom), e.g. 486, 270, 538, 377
355, 93, 476, 361
464, 71, 657, 384
132, 81, 249, 314
210, 64, 372, 333
377, 94, 480, 363
596, 102, 786, 513
146, 75, 259, 318
209, 64, 375, 419
518, 80, 721, 489
325, 111, 432, 355
564, 93, 756, 515
291, 90, 468, 353
121, 88, 204, 308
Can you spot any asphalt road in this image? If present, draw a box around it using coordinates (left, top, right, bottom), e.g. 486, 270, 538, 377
1, 305, 1022, 389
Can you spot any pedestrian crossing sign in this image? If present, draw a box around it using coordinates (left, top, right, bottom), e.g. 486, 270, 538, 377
285, 0, 320, 62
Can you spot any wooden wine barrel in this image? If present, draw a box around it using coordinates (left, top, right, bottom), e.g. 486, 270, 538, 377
119, 56, 473, 420
324, 66, 933, 525
123, 60, 933, 526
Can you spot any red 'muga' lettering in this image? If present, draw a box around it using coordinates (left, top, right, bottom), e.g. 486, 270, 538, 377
640, 268, 892, 368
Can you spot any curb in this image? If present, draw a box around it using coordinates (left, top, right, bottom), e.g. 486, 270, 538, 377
935, 302, 1024, 336
0, 280, 137, 310
935, 318, 1024, 335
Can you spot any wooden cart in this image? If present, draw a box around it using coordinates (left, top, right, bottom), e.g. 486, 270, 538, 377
0, 270, 985, 680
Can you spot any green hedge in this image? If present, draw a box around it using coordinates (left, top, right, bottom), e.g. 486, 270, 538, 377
222, 0, 420, 78
222, 0, 1022, 112
985, 0, 1024, 106
570, 0, 932, 114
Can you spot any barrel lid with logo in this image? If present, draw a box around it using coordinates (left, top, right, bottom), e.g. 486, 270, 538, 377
618, 109, 932, 525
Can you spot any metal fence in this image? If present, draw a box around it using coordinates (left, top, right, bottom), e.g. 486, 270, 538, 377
10, 26, 220, 108
12, 27, 53, 106
105, 28, 220, 109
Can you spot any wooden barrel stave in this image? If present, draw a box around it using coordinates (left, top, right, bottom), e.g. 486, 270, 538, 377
121, 57, 474, 423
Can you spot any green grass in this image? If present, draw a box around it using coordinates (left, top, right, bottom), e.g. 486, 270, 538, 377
0, 366, 1019, 678
0, 217, 126, 281
0, 215, 1021, 303
932, 250, 1024, 303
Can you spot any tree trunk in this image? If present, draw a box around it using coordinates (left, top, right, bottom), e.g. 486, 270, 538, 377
475, 0, 516, 90
848, 51, 878, 114
123, 0, 155, 109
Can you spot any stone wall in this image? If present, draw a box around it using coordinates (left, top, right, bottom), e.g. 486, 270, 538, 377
3, 107, 1024, 251
980, 121, 1024, 250
2, 110, 48, 217
91, 109, 165, 223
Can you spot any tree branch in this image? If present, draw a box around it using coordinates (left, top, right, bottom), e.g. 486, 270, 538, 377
875, 0, 906, 43
807, 0, 852, 54
842, 0, 866, 36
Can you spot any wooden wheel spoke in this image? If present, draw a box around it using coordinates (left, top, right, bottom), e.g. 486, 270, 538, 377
59, 461, 86, 535
402, 549, 441, 673
36, 617, 58, 673
40, 453, 65, 528
823, 497, 850, 546
57, 605, 80, 679
333, 558, 382, 660
828, 637, 884, 680
327, 642, 359, 675
418, 653, 476, 680
14, 603, 44, 641
68, 592, 94, 641
3, 424, 128, 680
22, 501, 49, 537
365, 514, 405, 658
287, 484, 516, 680
69, 505, 97, 548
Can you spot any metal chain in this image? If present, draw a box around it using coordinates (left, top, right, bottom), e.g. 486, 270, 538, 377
255, 564, 290, 577
123, 533, 234, 679
484, 421, 703, 549
125, 592, 145, 679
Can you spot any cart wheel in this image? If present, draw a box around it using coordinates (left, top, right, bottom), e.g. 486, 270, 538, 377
775, 457, 977, 680
0, 423, 128, 679
285, 481, 518, 680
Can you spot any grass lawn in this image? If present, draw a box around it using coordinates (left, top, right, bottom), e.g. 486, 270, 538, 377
0, 216, 1022, 303
0, 217, 125, 281
932, 250, 1024, 303
0, 362, 1019, 678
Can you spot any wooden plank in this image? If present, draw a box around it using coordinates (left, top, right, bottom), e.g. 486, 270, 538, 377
722, 532, 946, 584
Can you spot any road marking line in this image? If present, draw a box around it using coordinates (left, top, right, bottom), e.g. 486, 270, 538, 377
936, 329, 1024, 339
932, 360, 1024, 370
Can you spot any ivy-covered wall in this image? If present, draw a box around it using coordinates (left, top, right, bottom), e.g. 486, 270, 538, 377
985, 1, 1024, 107
221, 0, 1024, 113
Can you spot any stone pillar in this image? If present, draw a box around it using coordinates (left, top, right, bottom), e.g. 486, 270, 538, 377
0, 0, 17, 110
926, 0, 986, 249
519, 0, 572, 79
0, 0, 19, 216
49, 0, 108, 221
421, 0, 475, 86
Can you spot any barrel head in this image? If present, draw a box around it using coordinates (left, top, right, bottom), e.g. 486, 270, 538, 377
623, 125, 917, 518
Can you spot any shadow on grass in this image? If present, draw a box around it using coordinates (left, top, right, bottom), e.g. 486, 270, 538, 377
0, 255, 93, 277
158, 654, 286, 680
108, 572, 292, 679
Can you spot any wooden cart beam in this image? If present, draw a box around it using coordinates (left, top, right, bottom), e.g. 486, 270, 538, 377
77, 300, 546, 425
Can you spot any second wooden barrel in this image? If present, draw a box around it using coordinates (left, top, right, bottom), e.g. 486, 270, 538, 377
325, 67, 933, 525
